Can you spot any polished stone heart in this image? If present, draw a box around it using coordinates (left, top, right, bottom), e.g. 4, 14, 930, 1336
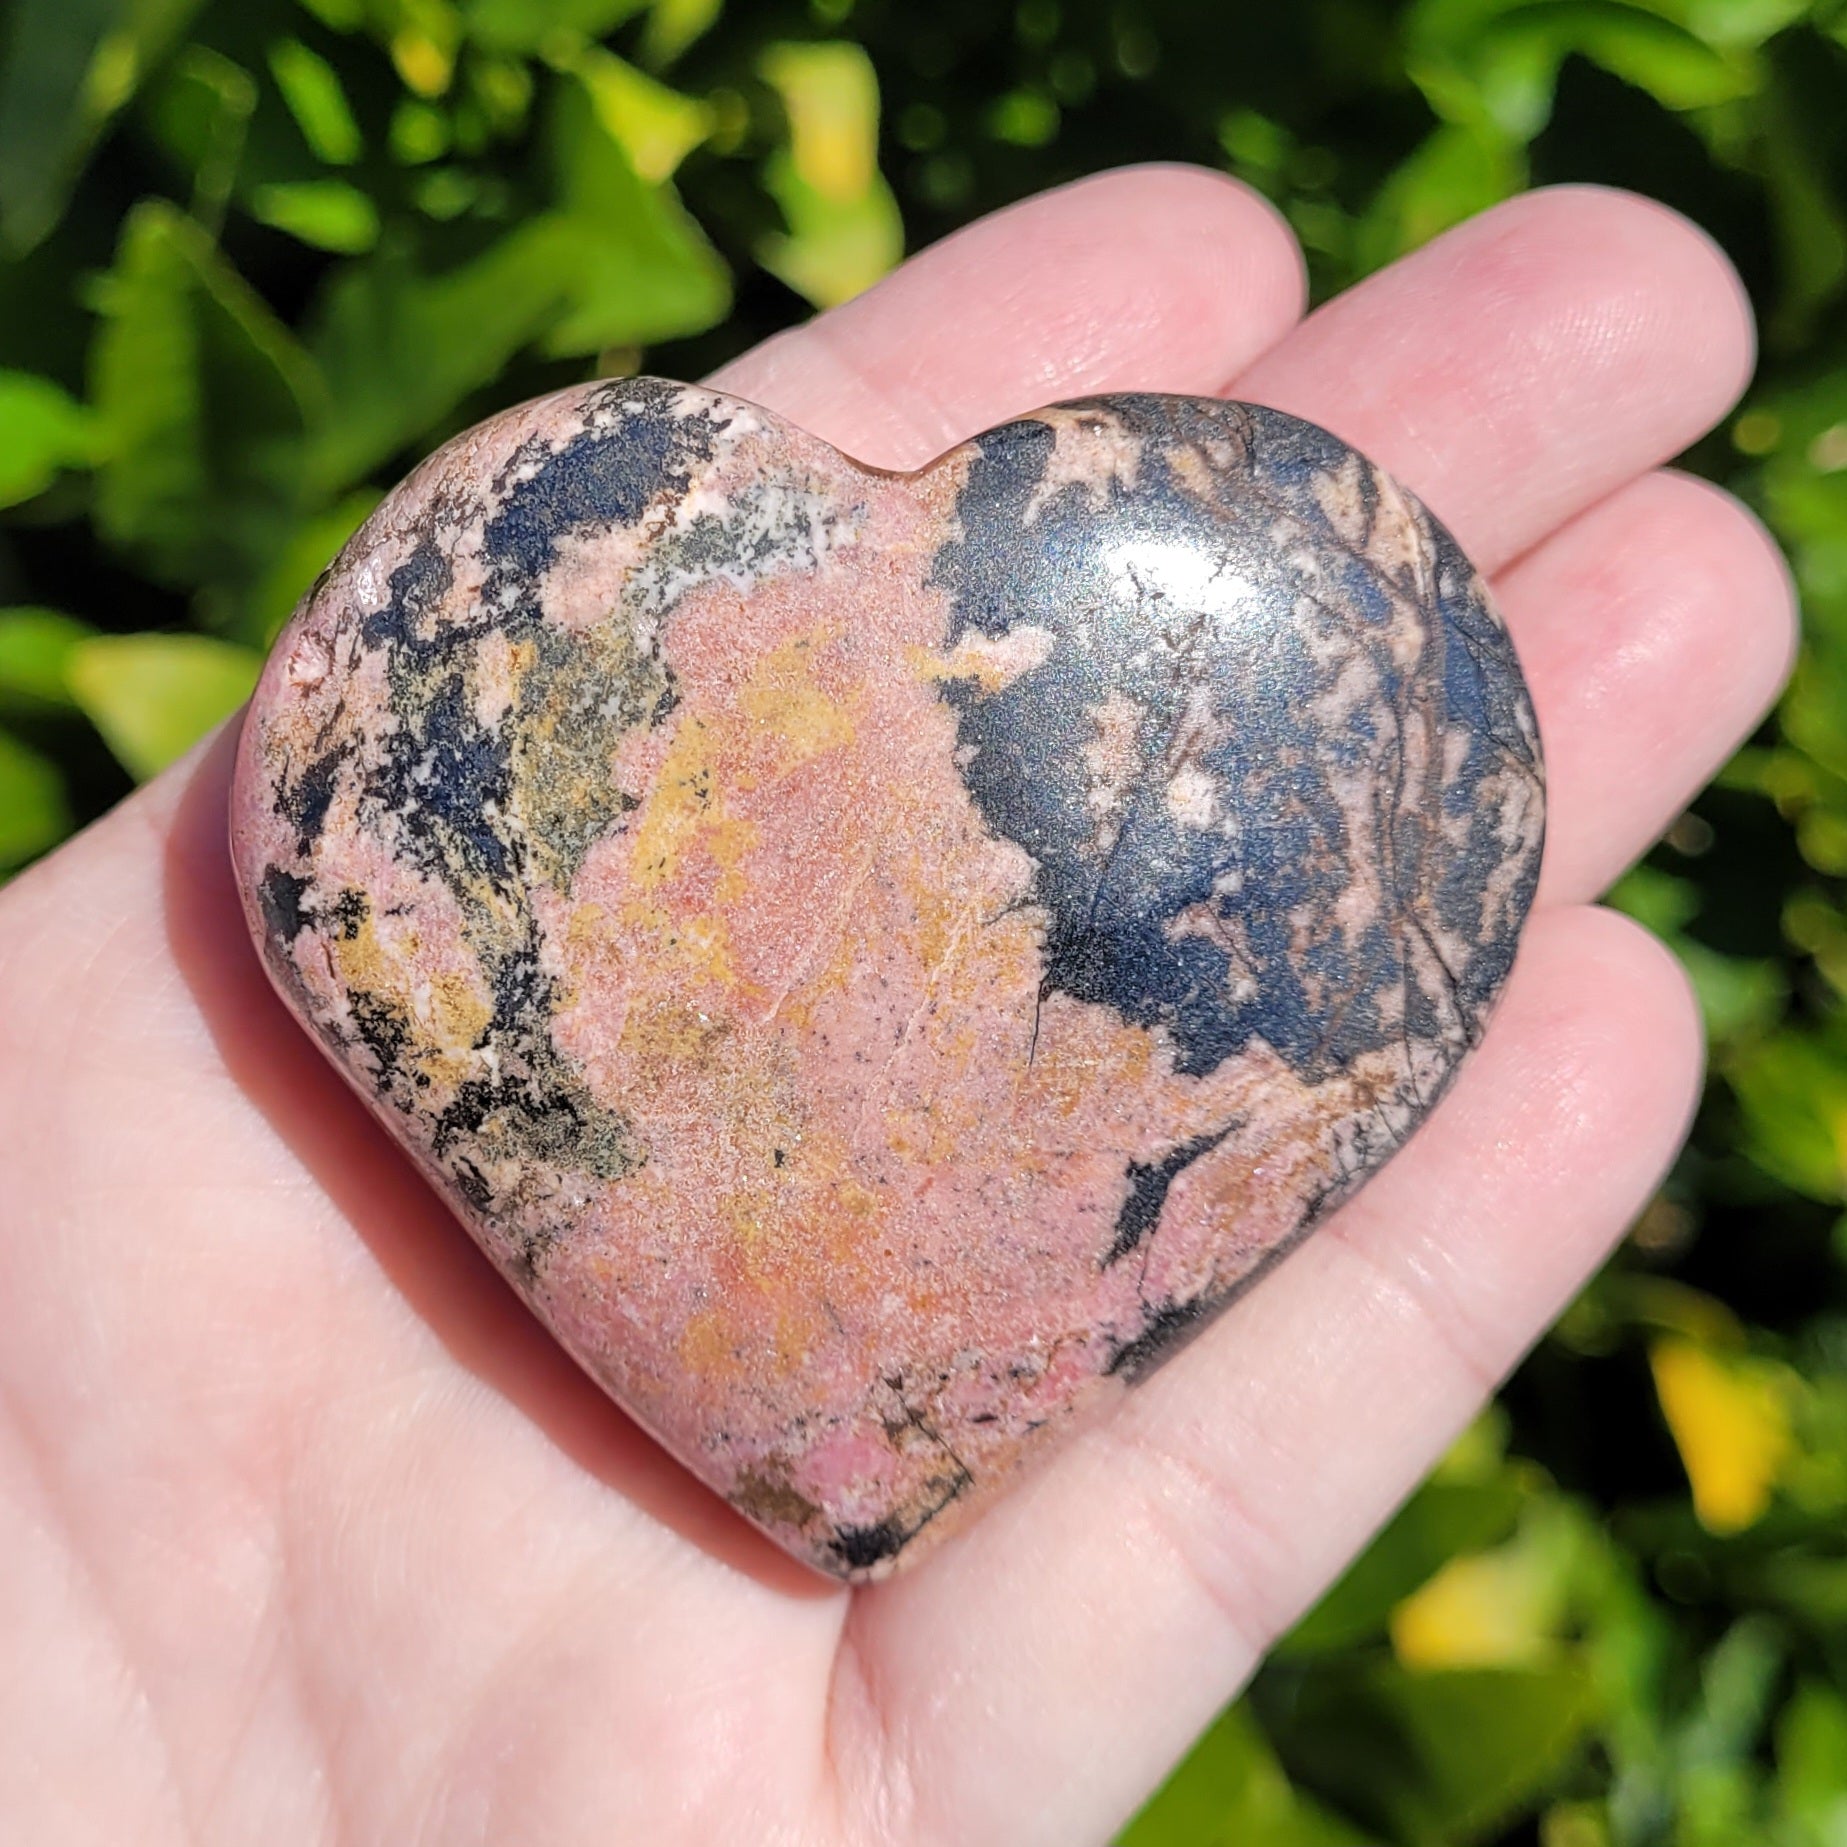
231, 380, 1543, 1579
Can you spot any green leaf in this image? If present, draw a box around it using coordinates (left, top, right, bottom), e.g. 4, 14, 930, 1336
758, 41, 903, 308
1283, 1479, 1528, 1656
1391, 1666, 1597, 1836
1609, 863, 1700, 937
0, 606, 96, 711
1729, 1027, 1847, 1202
1356, 122, 1523, 272
459, 0, 647, 54
1775, 1681, 1847, 1846
570, 45, 713, 182
0, 724, 72, 868
146, 44, 257, 227
537, 71, 730, 357
307, 230, 571, 490
1684, 1617, 1780, 1773
66, 631, 261, 780
0, 368, 98, 507
1609, 866, 1788, 1043
1567, 7, 1755, 111
640, 0, 722, 68
385, 0, 462, 98
0, 0, 208, 251
1119, 1703, 1371, 1847
1406, 0, 1570, 141
1758, 40, 1847, 345
295, 0, 367, 27
1677, 941, 1786, 1046
1681, 0, 1812, 51
1405, 0, 1754, 149
1266, 1661, 1597, 1844
251, 179, 381, 253
89, 201, 322, 592
987, 87, 1060, 148
240, 487, 382, 644
268, 38, 364, 165
389, 97, 449, 164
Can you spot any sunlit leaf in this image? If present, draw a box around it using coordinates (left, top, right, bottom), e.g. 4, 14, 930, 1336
758, 41, 903, 308
1681, 0, 1812, 51
571, 45, 713, 182
1730, 1028, 1847, 1201
389, 96, 448, 163
309, 71, 726, 486
66, 631, 261, 779
1651, 1337, 1795, 1535
0, 724, 71, 868
1394, 1561, 1548, 1672
269, 38, 364, 165
0, 606, 95, 711
1284, 1479, 1525, 1656
1609, 863, 1700, 937
467, 53, 533, 134
1406, 0, 1754, 149
251, 178, 381, 252
1357, 121, 1521, 270
1678, 941, 1787, 1045
89, 202, 321, 593
460, 0, 647, 54
537, 72, 730, 357
387, 0, 461, 97
0, 368, 98, 507
0, 0, 207, 251
1567, 9, 1755, 110
641, 0, 721, 68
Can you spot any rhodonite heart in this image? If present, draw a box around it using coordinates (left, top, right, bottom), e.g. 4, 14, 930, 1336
231, 379, 1543, 1580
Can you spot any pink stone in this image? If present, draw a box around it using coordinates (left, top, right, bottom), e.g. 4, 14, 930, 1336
231, 380, 1543, 1579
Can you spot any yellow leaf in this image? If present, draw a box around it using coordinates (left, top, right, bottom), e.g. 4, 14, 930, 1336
1650, 1336, 1794, 1535
1392, 1546, 1559, 1671
763, 40, 876, 202
67, 634, 261, 781
570, 46, 712, 183
757, 42, 901, 309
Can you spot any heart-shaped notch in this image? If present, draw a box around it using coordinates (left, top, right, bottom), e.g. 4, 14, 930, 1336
231, 380, 1543, 1580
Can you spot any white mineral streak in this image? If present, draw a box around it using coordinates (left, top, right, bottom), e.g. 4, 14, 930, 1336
1021, 406, 1144, 523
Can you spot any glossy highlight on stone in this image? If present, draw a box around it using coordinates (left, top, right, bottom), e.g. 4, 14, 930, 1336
230, 380, 1544, 1580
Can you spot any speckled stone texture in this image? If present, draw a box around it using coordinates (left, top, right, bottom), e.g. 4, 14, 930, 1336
231, 379, 1544, 1580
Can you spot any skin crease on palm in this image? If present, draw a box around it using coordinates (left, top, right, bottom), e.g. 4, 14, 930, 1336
0, 166, 1799, 1846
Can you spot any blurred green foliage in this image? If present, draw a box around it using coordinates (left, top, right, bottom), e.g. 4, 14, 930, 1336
3, 0, 1847, 1840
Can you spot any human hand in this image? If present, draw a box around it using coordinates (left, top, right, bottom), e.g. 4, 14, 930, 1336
0, 168, 1792, 1844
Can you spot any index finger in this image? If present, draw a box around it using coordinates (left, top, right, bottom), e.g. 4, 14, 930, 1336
710, 162, 1306, 464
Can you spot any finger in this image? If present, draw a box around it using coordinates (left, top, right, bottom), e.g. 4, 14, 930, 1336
710, 163, 1306, 467
1499, 470, 1797, 904
838, 906, 1701, 1847
1234, 185, 1756, 574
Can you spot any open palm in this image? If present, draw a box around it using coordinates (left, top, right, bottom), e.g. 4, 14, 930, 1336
0, 168, 1793, 1845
